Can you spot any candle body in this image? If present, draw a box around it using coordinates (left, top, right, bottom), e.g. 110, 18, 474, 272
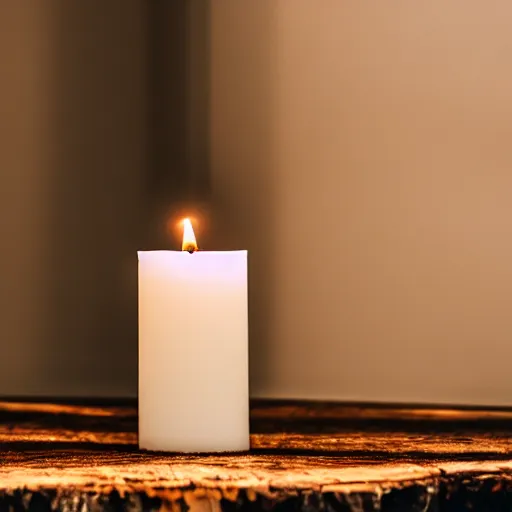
138, 250, 249, 452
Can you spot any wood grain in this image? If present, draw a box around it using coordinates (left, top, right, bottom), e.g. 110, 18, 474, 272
2, 400, 512, 510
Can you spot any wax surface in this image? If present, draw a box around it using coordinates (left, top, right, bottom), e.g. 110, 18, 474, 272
138, 251, 249, 452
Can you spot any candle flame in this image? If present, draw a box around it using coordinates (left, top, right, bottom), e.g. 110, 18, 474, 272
182, 218, 198, 253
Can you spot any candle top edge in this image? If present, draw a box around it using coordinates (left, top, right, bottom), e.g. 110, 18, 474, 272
137, 250, 247, 260
137, 250, 247, 254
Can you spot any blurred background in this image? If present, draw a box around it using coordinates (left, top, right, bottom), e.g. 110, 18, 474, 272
2, 1, 512, 405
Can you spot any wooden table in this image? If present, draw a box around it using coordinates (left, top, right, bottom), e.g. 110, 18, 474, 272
2, 400, 512, 511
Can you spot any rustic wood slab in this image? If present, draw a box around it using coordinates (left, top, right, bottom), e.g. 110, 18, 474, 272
1, 400, 512, 511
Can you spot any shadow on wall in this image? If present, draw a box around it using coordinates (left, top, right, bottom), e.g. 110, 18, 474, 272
0, 1, 213, 397
0, 0, 278, 398
43, 2, 148, 397
209, 1, 279, 397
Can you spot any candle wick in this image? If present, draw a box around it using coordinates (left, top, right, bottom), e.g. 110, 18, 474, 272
182, 243, 198, 254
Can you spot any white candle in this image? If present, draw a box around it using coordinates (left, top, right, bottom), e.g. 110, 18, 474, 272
138, 219, 249, 452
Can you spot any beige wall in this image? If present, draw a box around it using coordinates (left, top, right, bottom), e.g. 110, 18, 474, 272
0, 2, 148, 396
3, 1, 512, 405
210, 1, 512, 405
